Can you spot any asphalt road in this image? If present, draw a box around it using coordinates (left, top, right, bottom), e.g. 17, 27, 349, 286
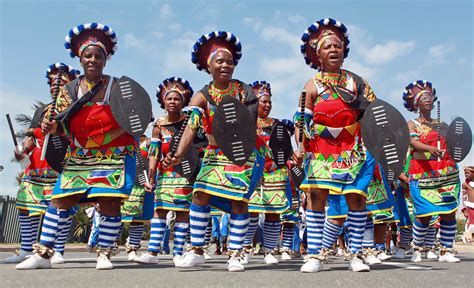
0, 251, 472, 288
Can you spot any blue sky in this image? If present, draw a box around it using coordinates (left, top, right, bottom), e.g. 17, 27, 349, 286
0, 0, 472, 196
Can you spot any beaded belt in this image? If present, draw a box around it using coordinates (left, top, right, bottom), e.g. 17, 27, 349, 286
312, 122, 359, 140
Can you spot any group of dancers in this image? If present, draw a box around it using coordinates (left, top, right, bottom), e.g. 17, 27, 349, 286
4, 17, 471, 273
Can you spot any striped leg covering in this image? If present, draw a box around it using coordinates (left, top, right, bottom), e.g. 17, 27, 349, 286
347, 210, 368, 254
281, 225, 294, 251
439, 219, 456, 249
228, 213, 250, 251
128, 224, 145, 249
190, 204, 211, 247
54, 216, 73, 254
204, 220, 212, 246
243, 215, 259, 247
362, 216, 374, 249
306, 210, 325, 255
98, 215, 122, 249
88, 210, 100, 248
412, 220, 429, 247
19, 214, 33, 252
322, 219, 343, 249
173, 222, 189, 256
30, 215, 42, 244
262, 221, 281, 252
39, 207, 70, 248
423, 225, 437, 248
148, 218, 167, 253
399, 227, 412, 248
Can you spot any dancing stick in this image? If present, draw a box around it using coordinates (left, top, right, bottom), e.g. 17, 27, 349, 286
6, 114, 18, 148
297, 90, 307, 154
170, 113, 190, 157
136, 149, 150, 187
41, 71, 63, 161
436, 100, 441, 162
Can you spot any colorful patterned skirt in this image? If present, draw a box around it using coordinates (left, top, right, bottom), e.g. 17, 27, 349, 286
52, 154, 135, 201
194, 147, 264, 213
366, 168, 397, 224
16, 175, 57, 215
280, 193, 300, 224
248, 167, 291, 214
301, 150, 376, 197
121, 185, 155, 222
409, 171, 460, 217
154, 172, 193, 212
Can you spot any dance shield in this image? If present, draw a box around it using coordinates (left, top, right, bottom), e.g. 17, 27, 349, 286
269, 122, 293, 167
170, 137, 200, 179
361, 99, 410, 182
212, 96, 256, 166
446, 117, 472, 162
290, 165, 305, 190
110, 76, 152, 138
45, 135, 69, 173
135, 151, 149, 186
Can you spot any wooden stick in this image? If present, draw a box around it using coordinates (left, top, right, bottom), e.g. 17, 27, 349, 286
297, 90, 306, 154
41, 71, 63, 161
6, 114, 18, 148
437, 100, 441, 162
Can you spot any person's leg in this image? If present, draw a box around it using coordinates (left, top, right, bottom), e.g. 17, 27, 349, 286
173, 212, 190, 257
438, 212, 459, 263
135, 209, 167, 264
262, 213, 281, 264
345, 193, 370, 272
95, 197, 123, 269
226, 200, 250, 272
411, 216, 431, 262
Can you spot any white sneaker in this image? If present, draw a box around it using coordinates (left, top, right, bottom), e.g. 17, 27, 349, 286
173, 255, 183, 266
227, 255, 244, 272
349, 256, 370, 272
438, 252, 460, 263
5, 250, 33, 263
203, 252, 212, 260
300, 258, 322, 273
264, 253, 279, 265
393, 248, 406, 259
377, 251, 391, 261
410, 251, 422, 263
241, 252, 250, 265
127, 251, 137, 262
51, 252, 66, 264
175, 251, 206, 268
281, 251, 292, 261
16, 254, 51, 270
426, 250, 438, 260
96, 253, 113, 270
134, 253, 159, 264
364, 254, 382, 265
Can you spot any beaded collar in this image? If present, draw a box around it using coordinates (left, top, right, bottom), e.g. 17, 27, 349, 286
208, 80, 239, 103
315, 71, 344, 86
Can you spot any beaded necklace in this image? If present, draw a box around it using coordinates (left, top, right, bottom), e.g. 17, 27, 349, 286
208, 80, 239, 103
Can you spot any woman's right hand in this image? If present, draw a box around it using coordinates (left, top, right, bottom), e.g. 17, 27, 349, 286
42, 119, 58, 135
14, 148, 25, 161
162, 153, 182, 169
144, 180, 155, 192
427, 146, 444, 158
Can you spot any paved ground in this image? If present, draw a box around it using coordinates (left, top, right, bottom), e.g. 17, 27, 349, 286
0, 251, 472, 288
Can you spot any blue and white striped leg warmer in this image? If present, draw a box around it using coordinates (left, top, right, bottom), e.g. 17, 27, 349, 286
243, 215, 259, 247
19, 214, 32, 252
362, 216, 374, 249
262, 221, 282, 252
190, 204, 211, 247
439, 219, 456, 249
39, 207, 70, 248
412, 220, 429, 247
281, 225, 294, 251
322, 219, 343, 249
306, 210, 325, 255
423, 225, 437, 248
98, 215, 122, 249
173, 222, 189, 256
88, 210, 100, 248
148, 218, 166, 253
399, 227, 412, 248
128, 224, 145, 249
115, 223, 124, 242
54, 216, 73, 254
347, 210, 368, 254
374, 243, 385, 251
228, 213, 250, 251
30, 214, 42, 244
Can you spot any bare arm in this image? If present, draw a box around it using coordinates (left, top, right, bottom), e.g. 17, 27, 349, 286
407, 121, 443, 157
294, 80, 315, 160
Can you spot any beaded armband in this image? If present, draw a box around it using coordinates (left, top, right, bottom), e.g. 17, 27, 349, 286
148, 138, 161, 160
188, 106, 205, 130
293, 108, 313, 138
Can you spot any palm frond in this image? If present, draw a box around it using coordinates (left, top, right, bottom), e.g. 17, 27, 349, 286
15, 114, 32, 128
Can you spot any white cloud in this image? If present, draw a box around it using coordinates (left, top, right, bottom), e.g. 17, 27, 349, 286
242, 17, 263, 32
428, 43, 455, 63
363, 40, 416, 65
160, 4, 173, 19
122, 33, 147, 49
288, 14, 307, 24
344, 59, 377, 80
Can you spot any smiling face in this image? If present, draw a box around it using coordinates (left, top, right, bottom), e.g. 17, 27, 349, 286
208, 50, 234, 83
164, 91, 184, 115
317, 37, 344, 73
258, 95, 272, 118
80, 45, 106, 81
